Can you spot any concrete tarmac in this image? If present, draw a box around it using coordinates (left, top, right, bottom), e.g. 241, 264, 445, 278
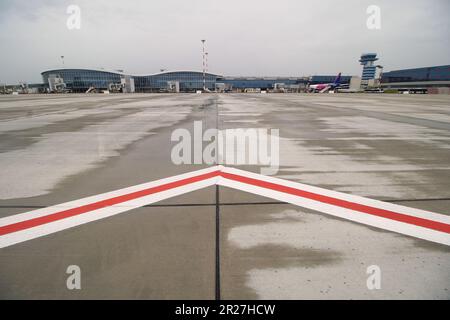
0, 93, 449, 299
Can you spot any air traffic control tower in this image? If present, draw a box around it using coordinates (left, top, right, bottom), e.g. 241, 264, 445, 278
359, 53, 379, 87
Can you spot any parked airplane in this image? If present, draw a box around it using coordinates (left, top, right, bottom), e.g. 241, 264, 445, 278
309, 73, 342, 93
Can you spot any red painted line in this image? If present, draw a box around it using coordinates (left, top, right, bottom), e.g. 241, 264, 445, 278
2, 167, 448, 241
0, 170, 220, 236
220, 171, 450, 234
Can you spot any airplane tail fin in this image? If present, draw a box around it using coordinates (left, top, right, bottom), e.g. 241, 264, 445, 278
333, 73, 342, 85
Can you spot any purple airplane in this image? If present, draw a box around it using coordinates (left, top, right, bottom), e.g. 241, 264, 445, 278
309, 73, 342, 92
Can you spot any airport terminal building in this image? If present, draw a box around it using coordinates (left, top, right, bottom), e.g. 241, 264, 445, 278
381, 65, 450, 93
41, 69, 324, 93
40, 63, 450, 94
41, 69, 219, 93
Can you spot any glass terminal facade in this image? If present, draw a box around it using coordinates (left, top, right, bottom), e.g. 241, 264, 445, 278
217, 77, 306, 90
134, 71, 217, 92
41, 65, 450, 93
42, 69, 219, 93
41, 69, 123, 92
42, 69, 313, 92
381, 65, 450, 84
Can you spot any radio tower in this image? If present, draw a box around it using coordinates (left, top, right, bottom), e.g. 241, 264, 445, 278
201, 39, 206, 91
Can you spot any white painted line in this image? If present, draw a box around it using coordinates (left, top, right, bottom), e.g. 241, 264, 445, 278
1, 165, 449, 248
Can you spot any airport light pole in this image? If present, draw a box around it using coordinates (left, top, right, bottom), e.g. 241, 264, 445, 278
201, 39, 206, 91
61, 56, 65, 67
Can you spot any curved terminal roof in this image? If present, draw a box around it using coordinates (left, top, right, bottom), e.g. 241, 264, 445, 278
41, 68, 222, 78
41, 68, 127, 76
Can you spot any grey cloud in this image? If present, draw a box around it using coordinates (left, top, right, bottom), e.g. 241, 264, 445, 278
0, 0, 448, 84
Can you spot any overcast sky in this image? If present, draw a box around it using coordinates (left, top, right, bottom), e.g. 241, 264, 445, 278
0, 0, 449, 83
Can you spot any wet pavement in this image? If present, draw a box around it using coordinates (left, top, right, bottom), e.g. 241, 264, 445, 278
0, 93, 449, 299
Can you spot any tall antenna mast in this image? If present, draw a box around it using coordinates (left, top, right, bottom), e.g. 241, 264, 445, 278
201, 39, 206, 91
